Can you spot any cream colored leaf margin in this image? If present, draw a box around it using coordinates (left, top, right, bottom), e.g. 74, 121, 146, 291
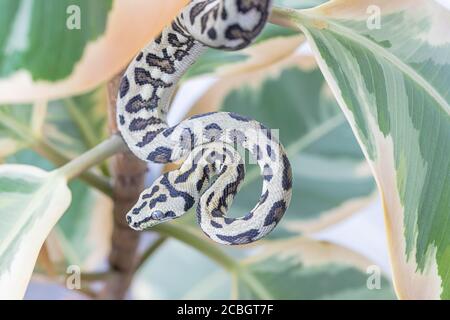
287, 0, 450, 299
0, 0, 189, 104
243, 237, 374, 271
235, 237, 393, 299
0, 165, 71, 299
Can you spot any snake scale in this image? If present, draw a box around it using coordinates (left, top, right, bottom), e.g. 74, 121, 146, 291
117, 0, 292, 245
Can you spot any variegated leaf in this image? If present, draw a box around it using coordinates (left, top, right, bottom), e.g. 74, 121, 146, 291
8, 150, 113, 277
183, 0, 328, 79
0, 0, 188, 103
132, 234, 395, 299
0, 101, 48, 159
289, 0, 450, 299
0, 104, 33, 158
184, 58, 376, 235
45, 89, 108, 157
0, 165, 71, 299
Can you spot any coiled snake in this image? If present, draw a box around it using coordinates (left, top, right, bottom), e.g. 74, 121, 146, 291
117, 0, 292, 245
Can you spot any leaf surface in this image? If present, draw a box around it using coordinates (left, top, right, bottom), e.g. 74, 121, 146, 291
0, 164, 71, 299
0, 0, 189, 103
293, 0, 450, 298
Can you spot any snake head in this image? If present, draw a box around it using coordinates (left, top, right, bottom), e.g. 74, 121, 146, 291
126, 173, 191, 230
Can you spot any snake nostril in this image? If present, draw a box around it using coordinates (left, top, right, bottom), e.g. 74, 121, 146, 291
126, 215, 132, 224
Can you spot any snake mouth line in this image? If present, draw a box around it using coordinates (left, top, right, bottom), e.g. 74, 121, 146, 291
129, 214, 173, 230
131, 219, 154, 231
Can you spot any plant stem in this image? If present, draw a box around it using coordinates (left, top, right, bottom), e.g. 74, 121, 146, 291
64, 98, 111, 177
0, 110, 37, 145
269, 6, 300, 31
58, 134, 126, 181
64, 98, 99, 150
31, 100, 48, 137
81, 271, 115, 282
36, 139, 113, 195
152, 223, 272, 299
0, 111, 114, 196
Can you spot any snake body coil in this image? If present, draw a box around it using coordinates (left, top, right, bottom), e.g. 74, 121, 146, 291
117, 0, 292, 245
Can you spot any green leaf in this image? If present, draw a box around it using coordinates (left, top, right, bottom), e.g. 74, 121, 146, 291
0, 101, 48, 158
0, 0, 112, 81
238, 238, 395, 300
6, 149, 53, 171
45, 89, 108, 157
132, 231, 395, 299
255, 0, 328, 45
184, 50, 249, 80
0, 1, 190, 104
238, 238, 395, 299
220, 66, 376, 235
290, 0, 450, 298
0, 104, 33, 157
7, 148, 112, 270
1, 88, 109, 175
0, 164, 71, 299
183, 0, 326, 80
132, 239, 233, 299
55, 179, 112, 269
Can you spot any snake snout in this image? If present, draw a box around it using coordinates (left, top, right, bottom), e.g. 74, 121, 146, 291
125, 210, 148, 231
126, 209, 177, 231
125, 213, 141, 230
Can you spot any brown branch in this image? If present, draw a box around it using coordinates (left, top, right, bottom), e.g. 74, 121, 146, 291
100, 70, 148, 299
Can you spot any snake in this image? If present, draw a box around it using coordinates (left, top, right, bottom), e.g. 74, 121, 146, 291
117, 0, 292, 245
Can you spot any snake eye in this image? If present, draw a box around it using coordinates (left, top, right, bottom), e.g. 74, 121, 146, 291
151, 210, 165, 220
